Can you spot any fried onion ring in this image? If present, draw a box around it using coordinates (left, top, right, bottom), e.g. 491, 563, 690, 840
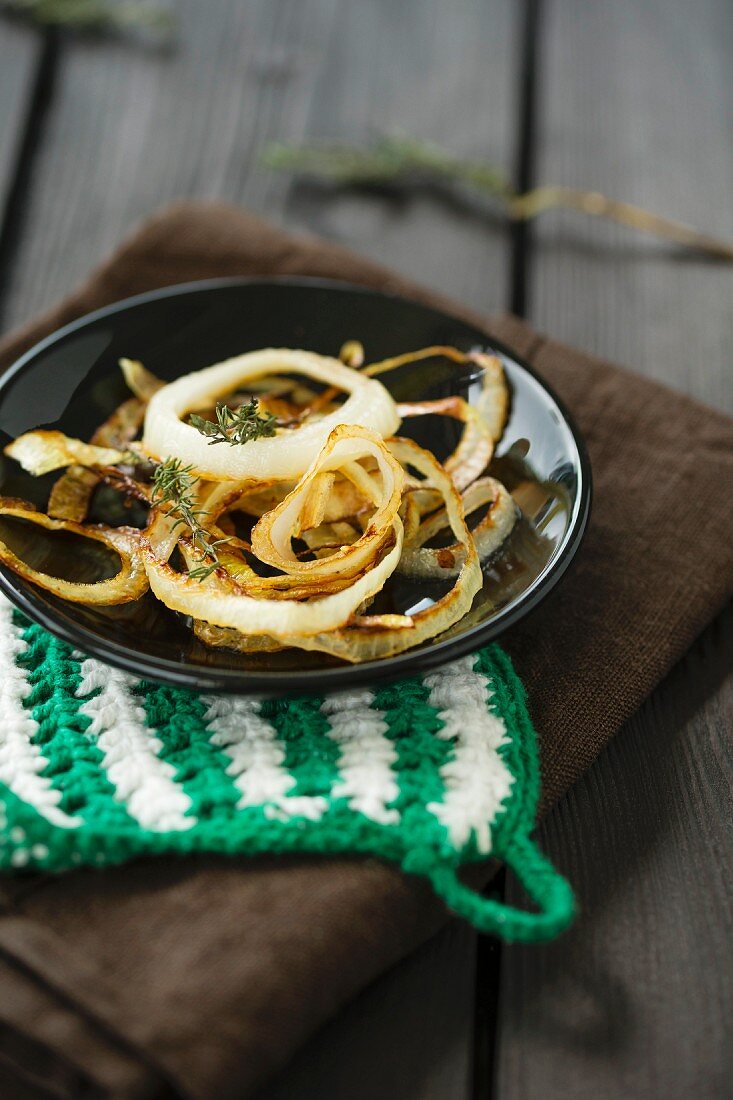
398, 395, 494, 493
399, 476, 517, 579
142, 426, 405, 636
5, 431, 130, 477
189, 439, 482, 662
142, 348, 400, 481
250, 426, 404, 581
3, 340, 526, 665
0, 500, 148, 605
144, 522, 402, 637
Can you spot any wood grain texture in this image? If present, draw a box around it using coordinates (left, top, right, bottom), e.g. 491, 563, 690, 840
2, 0, 340, 327
495, 3, 733, 1097
3, 0, 516, 327
0, 5, 517, 1099
496, 606, 733, 1100
530, 0, 733, 410
0, 23, 40, 213
283, 0, 516, 317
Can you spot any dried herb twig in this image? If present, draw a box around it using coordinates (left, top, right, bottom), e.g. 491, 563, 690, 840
264, 135, 733, 260
152, 458, 229, 582
190, 399, 278, 448
0, 0, 174, 37
266, 135, 512, 199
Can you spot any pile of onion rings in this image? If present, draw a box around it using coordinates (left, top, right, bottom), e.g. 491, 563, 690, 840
1, 343, 518, 662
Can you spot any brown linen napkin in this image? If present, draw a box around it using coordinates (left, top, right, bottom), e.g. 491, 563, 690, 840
0, 202, 731, 1100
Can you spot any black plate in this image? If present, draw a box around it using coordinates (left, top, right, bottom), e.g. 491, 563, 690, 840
0, 278, 591, 694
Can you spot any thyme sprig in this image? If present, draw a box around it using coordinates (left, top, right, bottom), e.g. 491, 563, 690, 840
264, 134, 733, 261
189, 399, 278, 447
265, 134, 511, 196
151, 457, 229, 582
0, 0, 174, 37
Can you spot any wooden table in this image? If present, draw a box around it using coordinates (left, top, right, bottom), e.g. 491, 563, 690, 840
0, 3, 731, 1097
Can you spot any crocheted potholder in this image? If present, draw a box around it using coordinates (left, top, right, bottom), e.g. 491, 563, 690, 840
0, 597, 574, 942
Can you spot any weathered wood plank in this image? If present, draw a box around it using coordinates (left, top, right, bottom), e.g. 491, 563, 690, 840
3, 0, 341, 327
284, 0, 516, 316
495, 3, 733, 1097
4, 0, 517, 327
529, 0, 733, 410
1, 3, 518, 1098
496, 607, 733, 1100
0, 22, 39, 214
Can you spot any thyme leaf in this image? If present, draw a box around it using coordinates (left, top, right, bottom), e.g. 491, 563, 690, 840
0, 0, 175, 37
189, 399, 278, 447
151, 457, 229, 582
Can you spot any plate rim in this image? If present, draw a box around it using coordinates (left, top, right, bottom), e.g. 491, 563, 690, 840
0, 275, 592, 694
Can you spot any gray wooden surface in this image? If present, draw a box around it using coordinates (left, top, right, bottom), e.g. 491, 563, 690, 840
496, 608, 733, 1100
0, 1, 730, 1097
0, 26, 37, 211
496, 4, 733, 1098
2, 0, 517, 329
530, 0, 733, 407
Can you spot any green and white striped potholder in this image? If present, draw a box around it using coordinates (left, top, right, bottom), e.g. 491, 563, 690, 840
0, 594, 574, 943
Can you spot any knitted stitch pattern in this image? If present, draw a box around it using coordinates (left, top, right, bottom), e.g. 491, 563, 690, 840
0, 596, 574, 943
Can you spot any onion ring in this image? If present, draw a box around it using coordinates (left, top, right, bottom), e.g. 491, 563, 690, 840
47, 360, 159, 521
119, 358, 165, 400
0, 500, 148, 605
364, 345, 508, 444
250, 425, 404, 581
399, 476, 517, 579
398, 395, 494, 493
143, 520, 403, 637
5, 431, 130, 477
142, 348, 400, 481
142, 426, 405, 635
192, 438, 482, 662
